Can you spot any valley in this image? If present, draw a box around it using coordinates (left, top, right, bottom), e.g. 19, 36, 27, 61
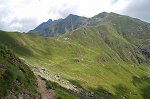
0, 12, 150, 99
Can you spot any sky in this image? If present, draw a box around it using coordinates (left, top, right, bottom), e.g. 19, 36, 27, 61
0, 0, 150, 32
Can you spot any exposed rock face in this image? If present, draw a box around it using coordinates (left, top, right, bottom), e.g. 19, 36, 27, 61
138, 46, 150, 58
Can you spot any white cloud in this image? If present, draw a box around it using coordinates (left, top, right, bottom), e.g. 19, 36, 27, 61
10, 23, 23, 31
0, 0, 149, 32
0, 4, 6, 9
108, 0, 130, 12
74, 0, 112, 17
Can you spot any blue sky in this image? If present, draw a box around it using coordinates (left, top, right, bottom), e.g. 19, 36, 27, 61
0, 0, 150, 32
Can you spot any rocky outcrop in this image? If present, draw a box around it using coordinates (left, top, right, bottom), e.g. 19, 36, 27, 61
33, 67, 103, 99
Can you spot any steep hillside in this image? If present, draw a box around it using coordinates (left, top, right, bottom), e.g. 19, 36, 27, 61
0, 26, 150, 99
29, 12, 150, 58
0, 12, 150, 99
102, 13, 150, 58
66, 23, 147, 64
0, 45, 39, 98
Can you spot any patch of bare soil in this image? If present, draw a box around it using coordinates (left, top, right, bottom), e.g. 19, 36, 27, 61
37, 76, 55, 99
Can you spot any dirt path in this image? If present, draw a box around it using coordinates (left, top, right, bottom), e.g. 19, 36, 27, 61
37, 76, 55, 99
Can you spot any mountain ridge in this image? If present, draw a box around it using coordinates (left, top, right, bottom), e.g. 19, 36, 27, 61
28, 12, 107, 36
0, 12, 150, 99
28, 12, 150, 37
28, 18, 63, 33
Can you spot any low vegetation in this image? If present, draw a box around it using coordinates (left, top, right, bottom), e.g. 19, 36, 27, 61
44, 78, 76, 99
0, 12, 150, 99
0, 45, 39, 98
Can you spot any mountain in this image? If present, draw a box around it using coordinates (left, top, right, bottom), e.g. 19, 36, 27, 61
29, 12, 150, 41
103, 13, 150, 56
28, 18, 62, 33
28, 14, 89, 36
28, 12, 115, 36
0, 12, 150, 99
28, 12, 150, 62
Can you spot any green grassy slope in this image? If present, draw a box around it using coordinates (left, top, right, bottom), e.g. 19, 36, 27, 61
0, 22, 150, 99
102, 13, 150, 57
0, 45, 39, 98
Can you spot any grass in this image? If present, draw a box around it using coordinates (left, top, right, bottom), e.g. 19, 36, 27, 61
44, 78, 76, 99
0, 16, 150, 99
0, 45, 38, 97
